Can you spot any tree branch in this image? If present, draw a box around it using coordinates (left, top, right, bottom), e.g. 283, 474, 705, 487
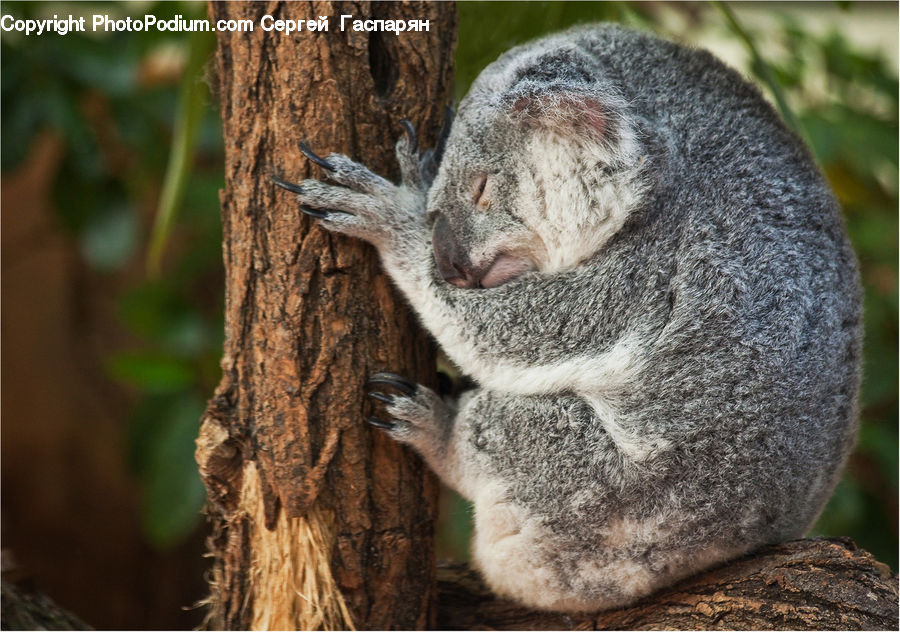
437, 538, 898, 630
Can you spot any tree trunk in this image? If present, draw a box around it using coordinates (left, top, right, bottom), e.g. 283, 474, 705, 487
437, 538, 899, 630
196, 2, 455, 629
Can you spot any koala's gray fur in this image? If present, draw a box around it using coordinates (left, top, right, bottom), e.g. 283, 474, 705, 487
276, 25, 862, 612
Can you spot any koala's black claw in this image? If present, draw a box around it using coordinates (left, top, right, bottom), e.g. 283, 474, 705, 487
433, 104, 455, 164
366, 415, 396, 430
270, 174, 305, 194
270, 176, 332, 218
399, 119, 418, 152
367, 391, 395, 405
367, 372, 417, 396
298, 140, 336, 172
300, 205, 329, 219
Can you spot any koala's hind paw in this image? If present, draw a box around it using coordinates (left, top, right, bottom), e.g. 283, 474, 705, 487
365, 373, 449, 448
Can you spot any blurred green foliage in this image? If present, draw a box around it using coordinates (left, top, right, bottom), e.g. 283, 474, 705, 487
1, 0, 223, 548
2, 1, 895, 568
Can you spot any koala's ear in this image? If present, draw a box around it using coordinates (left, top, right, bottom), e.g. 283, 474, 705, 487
508, 88, 608, 140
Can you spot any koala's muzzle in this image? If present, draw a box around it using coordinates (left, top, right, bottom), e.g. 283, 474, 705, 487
433, 214, 481, 288
433, 214, 533, 289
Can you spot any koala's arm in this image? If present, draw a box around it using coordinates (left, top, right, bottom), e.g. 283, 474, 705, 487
275, 133, 632, 398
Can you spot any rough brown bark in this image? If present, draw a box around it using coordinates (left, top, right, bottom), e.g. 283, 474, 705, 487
196, 2, 455, 629
437, 538, 899, 630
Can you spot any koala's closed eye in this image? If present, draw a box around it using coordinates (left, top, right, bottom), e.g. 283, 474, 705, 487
472, 174, 492, 209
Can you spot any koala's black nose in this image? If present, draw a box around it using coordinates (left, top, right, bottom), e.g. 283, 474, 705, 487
432, 214, 480, 288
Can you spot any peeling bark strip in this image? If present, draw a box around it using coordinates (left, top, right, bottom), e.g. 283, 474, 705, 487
437, 538, 899, 630
197, 2, 456, 629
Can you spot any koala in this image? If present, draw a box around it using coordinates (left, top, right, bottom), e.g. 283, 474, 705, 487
273, 25, 862, 612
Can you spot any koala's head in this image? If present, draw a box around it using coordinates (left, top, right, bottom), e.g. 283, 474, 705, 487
426, 42, 648, 289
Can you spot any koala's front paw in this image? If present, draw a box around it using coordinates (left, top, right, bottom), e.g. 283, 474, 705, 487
365, 372, 450, 453
271, 125, 428, 250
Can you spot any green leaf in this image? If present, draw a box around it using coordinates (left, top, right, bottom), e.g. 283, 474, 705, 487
62, 36, 137, 97
118, 283, 179, 340
107, 351, 194, 392
436, 488, 475, 561
163, 312, 212, 355
136, 393, 207, 548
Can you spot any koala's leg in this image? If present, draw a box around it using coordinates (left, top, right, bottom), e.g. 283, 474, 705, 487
369, 382, 649, 611
366, 374, 697, 611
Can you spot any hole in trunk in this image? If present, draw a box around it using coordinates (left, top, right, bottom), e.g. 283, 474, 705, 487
368, 31, 397, 98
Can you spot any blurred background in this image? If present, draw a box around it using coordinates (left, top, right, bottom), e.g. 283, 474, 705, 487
1, 1, 896, 629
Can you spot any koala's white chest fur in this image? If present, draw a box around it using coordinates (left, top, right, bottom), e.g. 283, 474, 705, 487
518, 119, 646, 274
